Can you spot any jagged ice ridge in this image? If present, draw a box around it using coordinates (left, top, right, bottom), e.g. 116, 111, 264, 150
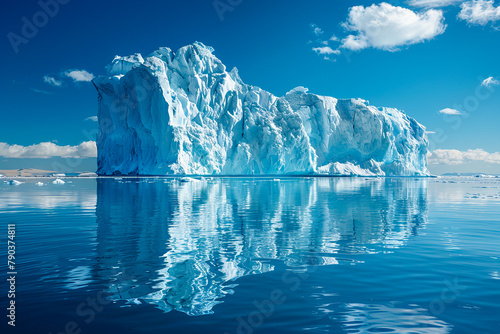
94, 42, 428, 176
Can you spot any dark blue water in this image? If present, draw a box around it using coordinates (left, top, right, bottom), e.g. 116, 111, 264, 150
1, 177, 499, 333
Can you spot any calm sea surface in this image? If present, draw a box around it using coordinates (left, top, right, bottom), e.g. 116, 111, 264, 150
0, 177, 499, 333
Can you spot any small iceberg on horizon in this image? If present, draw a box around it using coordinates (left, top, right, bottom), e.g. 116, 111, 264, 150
52, 178, 65, 185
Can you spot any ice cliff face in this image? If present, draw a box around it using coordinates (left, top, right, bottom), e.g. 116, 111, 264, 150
94, 42, 428, 176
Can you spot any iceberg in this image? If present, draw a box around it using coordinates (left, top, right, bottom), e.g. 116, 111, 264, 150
94, 42, 428, 176
52, 178, 65, 185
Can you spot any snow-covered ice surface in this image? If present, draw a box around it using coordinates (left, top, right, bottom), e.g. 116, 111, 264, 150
94, 42, 429, 176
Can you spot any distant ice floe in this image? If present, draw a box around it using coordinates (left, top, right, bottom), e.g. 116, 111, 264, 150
179, 177, 200, 183
52, 178, 65, 185
7, 180, 23, 185
430, 176, 500, 201
79, 172, 98, 177
36, 182, 44, 186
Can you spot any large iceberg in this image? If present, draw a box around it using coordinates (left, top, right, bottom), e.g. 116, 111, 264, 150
94, 42, 428, 176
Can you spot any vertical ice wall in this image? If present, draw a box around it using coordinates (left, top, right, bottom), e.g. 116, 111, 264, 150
94, 42, 428, 176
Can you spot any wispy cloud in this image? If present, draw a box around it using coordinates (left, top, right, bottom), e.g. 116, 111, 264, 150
65, 69, 95, 82
85, 116, 98, 122
329, 35, 339, 42
31, 88, 54, 95
458, 0, 500, 26
481, 76, 500, 87
310, 23, 324, 36
0, 141, 97, 159
340, 3, 446, 51
428, 148, 500, 165
309, 24, 341, 61
439, 108, 462, 115
409, 0, 463, 8
43, 75, 62, 87
312, 46, 341, 55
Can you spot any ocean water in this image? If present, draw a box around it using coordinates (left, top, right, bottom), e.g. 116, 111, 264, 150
1, 177, 499, 334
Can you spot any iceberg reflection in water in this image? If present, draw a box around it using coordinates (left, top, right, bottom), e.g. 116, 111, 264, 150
95, 177, 428, 316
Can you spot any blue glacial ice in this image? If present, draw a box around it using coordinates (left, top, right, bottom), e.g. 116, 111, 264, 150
94, 42, 429, 176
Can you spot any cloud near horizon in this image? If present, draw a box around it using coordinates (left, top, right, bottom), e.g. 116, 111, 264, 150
0, 141, 97, 159
65, 69, 95, 82
428, 148, 500, 165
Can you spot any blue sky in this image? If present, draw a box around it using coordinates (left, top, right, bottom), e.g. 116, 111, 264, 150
1, 0, 499, 174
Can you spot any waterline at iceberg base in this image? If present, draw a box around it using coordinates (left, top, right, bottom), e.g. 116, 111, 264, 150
94, 43, 429, 176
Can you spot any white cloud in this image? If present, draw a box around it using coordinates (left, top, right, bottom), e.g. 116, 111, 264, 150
340, 3, 446, 51
409, 0, 464, 8
458, 0, 500, 25
439, 107, 462, 115
85, 116, 98, 122
329, 34, 339, 42
312, 46, 341, 55
428, 148, 500, 165
31, 88, 54, 95
481, 76, 500, 87
0, 141, 97, 159
43, 75, 62, 87
310, 23, 324, 36
310, 24, 342, 60
65, 69, 95, 82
